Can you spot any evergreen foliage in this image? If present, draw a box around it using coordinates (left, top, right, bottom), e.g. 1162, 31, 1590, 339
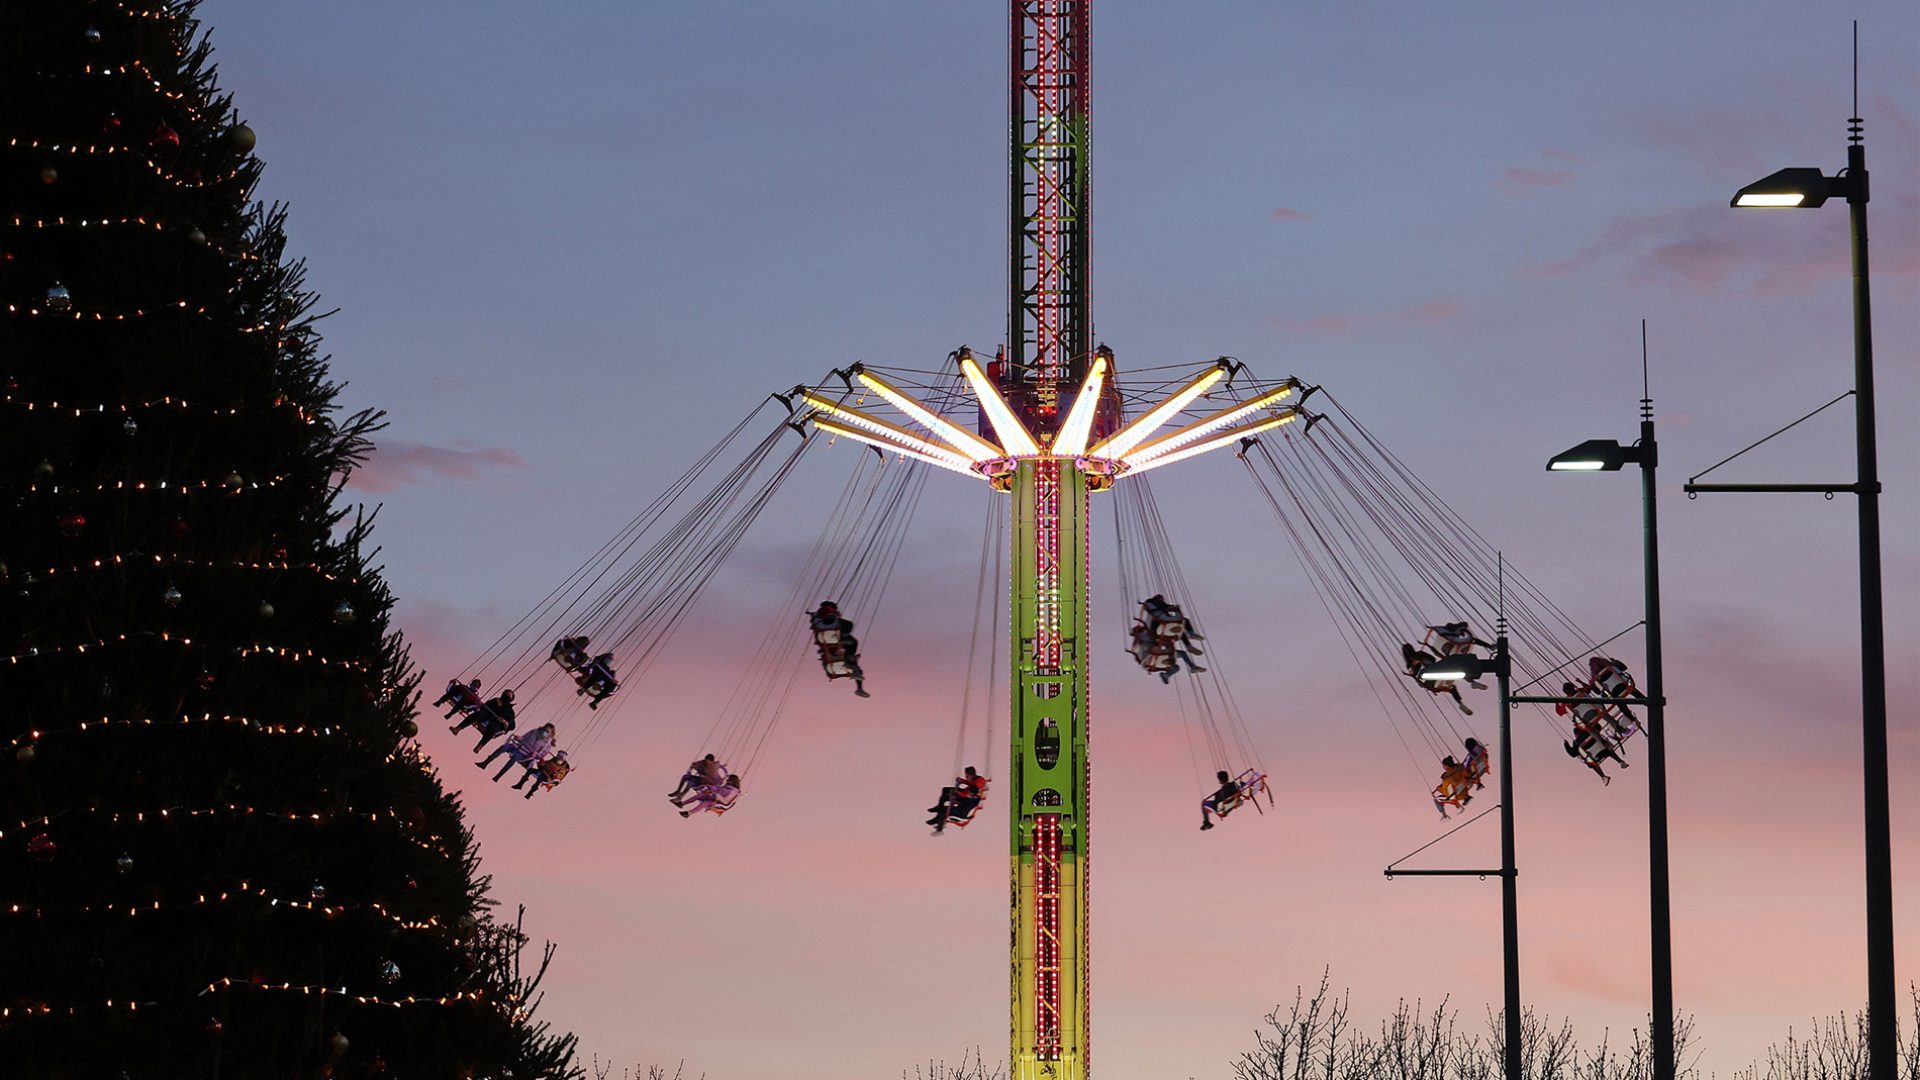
0, 3, 578, 1076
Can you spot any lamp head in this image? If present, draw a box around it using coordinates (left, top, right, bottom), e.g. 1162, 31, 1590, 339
1417, 656, 1482, 682
1548, 438, 1632, 472
1732, 167, 1836, 208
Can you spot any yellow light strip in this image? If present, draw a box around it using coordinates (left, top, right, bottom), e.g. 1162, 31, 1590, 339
1049, 354, 1110, 457
1121, 382, 1296, 465
1086, 363, 1227, 460
959, 354, 1041, 457
799, 393, 978, 471
853, 370, 1006, 462
809, 417, 986, 479
1119, 411, 1301, 475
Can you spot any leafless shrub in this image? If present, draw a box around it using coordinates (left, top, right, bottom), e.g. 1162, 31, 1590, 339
1233, 969, 1694, 1080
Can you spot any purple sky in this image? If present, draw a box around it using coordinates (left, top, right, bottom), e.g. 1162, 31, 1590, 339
206, 3, 1916, 1077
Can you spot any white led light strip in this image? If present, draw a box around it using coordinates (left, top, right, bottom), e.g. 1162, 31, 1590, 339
1120, 382, 1296, 466
1086, 364, 1226, 461
1049, 355, 1110, 457
1119, 411, 1300, 476
959, 354, 1041, 457
809, 417, 985, 478
853, 370, 1007, 461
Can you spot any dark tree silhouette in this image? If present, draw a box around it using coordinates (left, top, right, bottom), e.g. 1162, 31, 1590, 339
0, 3, 577, 1076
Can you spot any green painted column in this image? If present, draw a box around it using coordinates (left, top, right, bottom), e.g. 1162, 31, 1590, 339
1009, 458, 1091, 1079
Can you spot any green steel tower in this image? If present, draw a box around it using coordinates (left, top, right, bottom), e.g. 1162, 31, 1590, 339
797, 5, 1306, 1076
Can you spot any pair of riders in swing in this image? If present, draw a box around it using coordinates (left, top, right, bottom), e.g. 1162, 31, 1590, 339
434, 678, 573, 796
1432, 738, 1489, 818
1559, 656, 1639, 785
1400, 621, 1495, 715
668, 753, 741, 816
550, 636, 620, 708
1130, 594, 1207, 682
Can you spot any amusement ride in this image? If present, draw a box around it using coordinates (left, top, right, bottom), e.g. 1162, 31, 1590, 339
434, 5, 1650, 1078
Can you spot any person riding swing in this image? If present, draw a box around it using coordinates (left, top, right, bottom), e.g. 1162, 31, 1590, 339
1131, 620, 1205, 683
451, 688, 516, 751
808, 601, 870, 698
516, 750, 571, 799
1402, 642, 1472, 716
677, 774, 741, 816
1200, 770, 1243, 831
925, 766, 989, 835
479, 722, 556, 783
550, 636, 591, 673
1433, 756, 1473, 818
433, 677, 484, 719
1140, 594, 1205, 654
575, 651, 619, 709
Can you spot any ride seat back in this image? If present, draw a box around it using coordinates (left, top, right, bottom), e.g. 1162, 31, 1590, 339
1594, 668, 1634, 697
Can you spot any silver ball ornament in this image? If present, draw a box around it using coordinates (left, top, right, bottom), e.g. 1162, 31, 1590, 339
310, 880, 327, 900
115, 852, 133, 873
83, 26, 102, 44
332, 601, 355, 625
44, 283, 72, 312
163, 584, 183, 608
378, 959, 401, 983
122, 416, 138, 436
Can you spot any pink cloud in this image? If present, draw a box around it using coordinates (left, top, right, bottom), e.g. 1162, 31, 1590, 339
1503, 166, 1578, 196
1632, 110, 1804, 175
1268, 297, 1466, 336
1518, 194, 1920, 291
1269, 206, 1312, 222
346, 439, 527, 493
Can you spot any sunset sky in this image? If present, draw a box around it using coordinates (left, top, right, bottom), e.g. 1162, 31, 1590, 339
205, 3, 1914, 1077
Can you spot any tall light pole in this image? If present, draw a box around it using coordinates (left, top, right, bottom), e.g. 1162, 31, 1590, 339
1413, 642, 1521, 1080
1547, 343, 1673, 1080
1705, 98, 1893, 1080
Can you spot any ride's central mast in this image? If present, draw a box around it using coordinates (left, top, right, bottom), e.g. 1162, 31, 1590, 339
793, 7, 1301, 1077
1008, 3, 1092, 1077
1009, 0, 1092, 424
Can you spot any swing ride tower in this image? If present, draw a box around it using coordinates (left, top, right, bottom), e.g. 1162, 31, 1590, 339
1004, 3, 1093, 1076
797, 6, 1304, 1076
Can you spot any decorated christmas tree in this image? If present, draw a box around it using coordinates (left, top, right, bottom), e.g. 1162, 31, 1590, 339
1, 4, 577, 1077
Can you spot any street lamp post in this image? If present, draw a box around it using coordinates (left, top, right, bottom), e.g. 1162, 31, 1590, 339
1547, 386, 1673, 1080
1413, 644, 1521, 1080
1709, 113, 1893, 1080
